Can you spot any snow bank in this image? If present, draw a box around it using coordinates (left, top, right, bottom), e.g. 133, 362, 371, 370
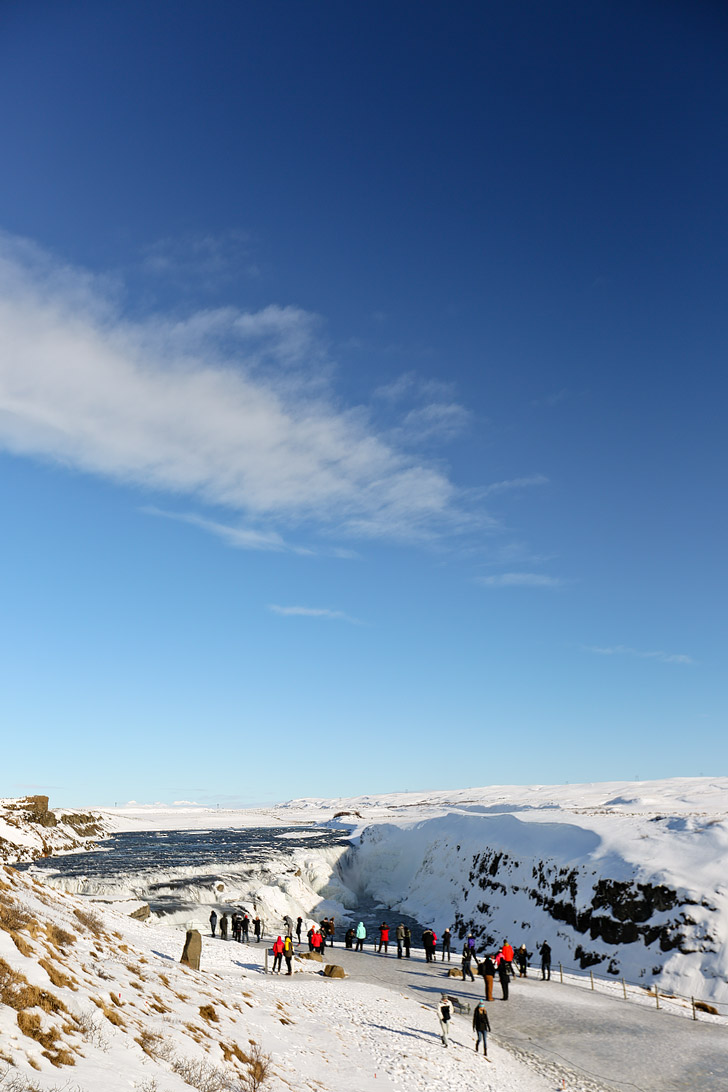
282, 777, 728, 1004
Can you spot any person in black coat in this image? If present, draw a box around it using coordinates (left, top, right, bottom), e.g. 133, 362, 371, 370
209, 910, 217, 937
441, 928, 452, 961
497, 956, 510, 1000
461, 944, 475, 982
472, 1001, 491, 1055
540, 940, 552, 980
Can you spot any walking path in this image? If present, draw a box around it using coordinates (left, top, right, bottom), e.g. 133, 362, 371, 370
305, 942, 728, 1092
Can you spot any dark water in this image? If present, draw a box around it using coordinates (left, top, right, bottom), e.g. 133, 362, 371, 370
22, 827, 426, 939
22, 826, 349, 876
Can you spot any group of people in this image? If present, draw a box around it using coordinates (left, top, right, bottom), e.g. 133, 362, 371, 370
208, 909, 263, 943
460, 937, 553, 999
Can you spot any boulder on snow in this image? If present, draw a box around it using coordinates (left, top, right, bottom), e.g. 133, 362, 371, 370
180, 929, 201, 971
129, 903, 150, 921
323, 964, 346, 978
447, 967, 463, 978
298, 951, 323, 962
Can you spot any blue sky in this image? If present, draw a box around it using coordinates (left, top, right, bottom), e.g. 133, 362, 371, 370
0, 1, 725, 806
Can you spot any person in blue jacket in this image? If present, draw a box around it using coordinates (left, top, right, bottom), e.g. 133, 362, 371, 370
355, 921, 366, 951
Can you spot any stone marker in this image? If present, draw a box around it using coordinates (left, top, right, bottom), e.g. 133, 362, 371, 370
129, 903, 150, 921
323, 964, 346, 978
447, 967, 463, 978
181, 929, 201, 971
298, 951, 323, 962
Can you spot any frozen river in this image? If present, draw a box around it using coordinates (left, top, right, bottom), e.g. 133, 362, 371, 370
22, 826, 427, 939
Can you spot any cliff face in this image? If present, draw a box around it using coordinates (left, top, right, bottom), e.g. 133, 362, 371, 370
338, 806, 728, 1004
0, 797, 108, 863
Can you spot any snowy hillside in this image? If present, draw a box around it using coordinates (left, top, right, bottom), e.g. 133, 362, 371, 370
0, 863, 567, 1092
0, 797, 108, 863
278, 777, 728, 1004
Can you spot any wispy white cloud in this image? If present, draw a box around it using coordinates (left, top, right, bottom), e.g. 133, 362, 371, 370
0, 232, 468, 545
584, 645, 695, 665
478, 572, 564, 588
141, 507, 312, 554
483, 475, 549, 496
268, 604, 362, 624
141, 230, 260, 283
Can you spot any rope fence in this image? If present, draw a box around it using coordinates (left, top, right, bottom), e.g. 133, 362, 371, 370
534, 959, 728, 1024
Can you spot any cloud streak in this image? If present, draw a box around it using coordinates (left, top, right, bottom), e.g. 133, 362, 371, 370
585, 645, 695, 665
478, 572, 563, 587
0, 233, 466, 544
268, 604, 361, 624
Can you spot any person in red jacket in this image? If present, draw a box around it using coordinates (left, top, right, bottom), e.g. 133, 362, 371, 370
272, 936, 284, 974
378, 922, 390, 953
501, 941, 515, 977
311, 928, 322, 954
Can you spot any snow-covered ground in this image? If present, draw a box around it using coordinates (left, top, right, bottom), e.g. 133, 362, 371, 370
0, 864, 585, 1092
2, 779, 728, 1091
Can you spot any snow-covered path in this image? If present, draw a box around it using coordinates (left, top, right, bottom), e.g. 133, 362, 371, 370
293, 943, 728, 1092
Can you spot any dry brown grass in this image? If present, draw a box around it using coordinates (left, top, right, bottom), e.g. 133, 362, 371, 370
9, 933, 33, 957
220, 1041, 251, 1065
0, 957, 68, 1016
45, 922, 75, 949
0, 893, 31, 933
199, 1003, 219, 1022
695, 1000, 719, 1015
72, 908, 103, 935
17, 1010, 60, 1050
38, 956, 76, 991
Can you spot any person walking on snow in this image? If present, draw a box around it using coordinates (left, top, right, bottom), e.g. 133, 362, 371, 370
540, 940, 552, 980
517, 944, 530, 977
355, 921, 366, 951
283, 934, 294, 975
378, 922, 390, 953
253, 916, 262, 942
501, 940, 514, 976
220, 914, 229, 940
209, 910, 217, 937
403, 925, 411, 958
296, 916, 303, 944
438, 995, 452, 1047
272, 936, 284, 974
441, 927, 452, 961
472, 1001, 491, 1056
480, 954, 496, 1002
461, 943, 475, 982
497, 952, 510, 1000
396, 923, 405, 958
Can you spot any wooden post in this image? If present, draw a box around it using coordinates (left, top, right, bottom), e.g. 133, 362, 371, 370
590, 970, 594, 991
622, 978, 627, 1000
691, 996, 697, 1021
655, 988, 660, 1010
559, 962, 563, 984
264, 946, 269, 974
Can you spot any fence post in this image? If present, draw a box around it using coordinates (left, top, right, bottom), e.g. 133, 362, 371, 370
655, 988, 660, 1010
559, 963, 563, 984
691, 996, 697, 1021
264, 947, 269, 974
590, 971, 594, 991
622, 978, 627, 1000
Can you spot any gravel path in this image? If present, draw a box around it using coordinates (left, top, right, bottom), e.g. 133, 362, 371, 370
309, 943, 728, 1092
